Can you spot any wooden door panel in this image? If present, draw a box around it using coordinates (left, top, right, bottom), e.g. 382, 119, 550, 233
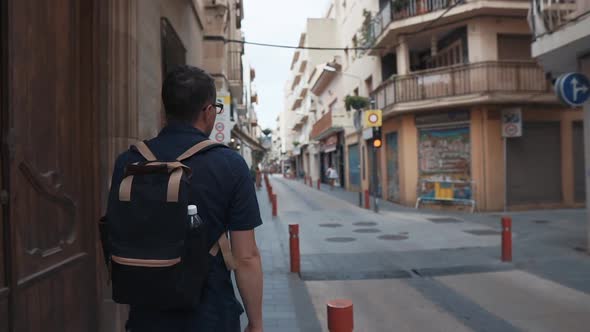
0, 291, 8, 332
7, 0, 98, 330
13, 260, 93, 332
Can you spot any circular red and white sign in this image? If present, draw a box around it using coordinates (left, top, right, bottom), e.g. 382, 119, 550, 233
368, 113, 379, 124
215, 132, 225, 142
215, 122, 225, 131
504, 124, 518, 137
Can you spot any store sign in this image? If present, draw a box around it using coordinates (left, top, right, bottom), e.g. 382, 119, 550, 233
415, 111, 469, 127
501, 108, 522, 138
209, 92, 232, 144
362, 127, 374, 140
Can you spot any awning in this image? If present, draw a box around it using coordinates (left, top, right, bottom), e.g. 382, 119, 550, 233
231, 126, 266, 151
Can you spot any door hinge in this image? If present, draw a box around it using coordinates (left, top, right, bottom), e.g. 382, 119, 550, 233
0, 190, 9, 205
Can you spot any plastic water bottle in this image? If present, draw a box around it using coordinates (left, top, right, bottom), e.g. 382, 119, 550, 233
188, 205, 204, 229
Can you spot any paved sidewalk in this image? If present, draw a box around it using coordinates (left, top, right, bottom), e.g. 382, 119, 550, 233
237, 182, 321, 332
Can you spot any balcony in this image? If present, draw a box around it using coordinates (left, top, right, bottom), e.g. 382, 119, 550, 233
372, 61, 555, 112
531, 0, 588, 36
366, 0, 529, 54
227, 41, 244, 102
310, 110, 352, 140
530, 0, 590, 73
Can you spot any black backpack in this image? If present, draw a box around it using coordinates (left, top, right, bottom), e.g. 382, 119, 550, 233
99, 140, 237, 309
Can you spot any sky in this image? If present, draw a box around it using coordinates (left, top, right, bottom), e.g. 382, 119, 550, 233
242, 0, 331, 131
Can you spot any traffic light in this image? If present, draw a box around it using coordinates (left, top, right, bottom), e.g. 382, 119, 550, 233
372, 127, 382, 149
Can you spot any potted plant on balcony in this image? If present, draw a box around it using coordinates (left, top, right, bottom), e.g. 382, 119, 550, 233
359, 9, 373, 49
392, 0, 410, 19
345, 95, 370, 112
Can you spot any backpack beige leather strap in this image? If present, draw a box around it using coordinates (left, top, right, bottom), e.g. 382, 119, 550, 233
209, 233, 237, 271
119, 175, 134, 201
177, 140, 220, 161
134, 141, 157, 161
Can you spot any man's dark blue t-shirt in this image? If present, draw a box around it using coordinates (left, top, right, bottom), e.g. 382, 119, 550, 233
108, 122, 262, 331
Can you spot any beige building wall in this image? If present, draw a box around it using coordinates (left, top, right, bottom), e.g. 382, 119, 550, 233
136, 0, 206, 139
468, 16, 532, 62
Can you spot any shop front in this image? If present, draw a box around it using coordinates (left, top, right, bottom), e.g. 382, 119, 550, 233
320, 134, 344, 186
416, 111, 472, 205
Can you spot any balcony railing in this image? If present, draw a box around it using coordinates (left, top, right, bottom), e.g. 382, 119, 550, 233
531, 0, 589, 37
367, 0, 462, 46
310, 110, 333, 139
372, 61, 550, 110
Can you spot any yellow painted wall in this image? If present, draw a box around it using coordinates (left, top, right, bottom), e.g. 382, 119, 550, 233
470, 108, 486, 210
398, 115, 419, 206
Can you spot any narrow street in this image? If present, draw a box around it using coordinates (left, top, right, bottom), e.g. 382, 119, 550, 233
258, 175, 590, 332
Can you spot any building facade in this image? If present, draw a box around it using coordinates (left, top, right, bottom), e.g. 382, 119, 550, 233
0, 0, 250, 331
528, 0, 589, 246
281, 0, 583, 212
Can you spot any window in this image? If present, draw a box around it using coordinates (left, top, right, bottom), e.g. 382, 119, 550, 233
497, 34, 533, 60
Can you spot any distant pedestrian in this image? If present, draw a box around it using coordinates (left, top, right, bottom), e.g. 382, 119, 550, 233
326, 165, 338, 190
255, 166, 262, 190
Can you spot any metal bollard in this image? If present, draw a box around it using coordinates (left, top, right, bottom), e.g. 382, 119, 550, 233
272, 194, 278, 217
309, 177, 313, 188
317, 179, 321, 190
327, 299, 353, 332
502, 216, 512, 262
268, 185, 273, 202
289, 224, 300, 274
364, 190, 370, 210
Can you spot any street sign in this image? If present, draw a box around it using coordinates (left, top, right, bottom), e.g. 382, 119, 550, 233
555, 72, 590, 107
502, 108, 522, 138
364, 110, 382, 128
210, 92, 232, 144
362, 127, 374, 140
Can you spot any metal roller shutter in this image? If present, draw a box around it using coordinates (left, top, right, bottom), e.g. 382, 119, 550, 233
507, 122, 562, 205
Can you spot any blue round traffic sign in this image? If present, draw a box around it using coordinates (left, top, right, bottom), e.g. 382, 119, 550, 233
556, 72, 590, 107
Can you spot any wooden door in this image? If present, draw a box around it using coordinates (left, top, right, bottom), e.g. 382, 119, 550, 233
3, 0, 100, 331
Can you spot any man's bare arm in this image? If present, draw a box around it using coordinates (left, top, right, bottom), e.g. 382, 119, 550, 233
231, 229, 263, 331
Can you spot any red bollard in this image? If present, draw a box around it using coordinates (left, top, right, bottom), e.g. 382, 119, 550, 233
289, 224, 300, 274
272, 194, 278, 217
327, 299, 354, 332
268, 185, 273, 202
317, 179, 321, 190
502, 216, 512, 262
364, 190, 370, 209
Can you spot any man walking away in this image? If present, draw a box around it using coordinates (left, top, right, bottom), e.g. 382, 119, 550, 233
106, 65, 263, 332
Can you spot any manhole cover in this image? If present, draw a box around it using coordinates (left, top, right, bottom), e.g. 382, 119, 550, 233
532, 220, 550, 224
378, 234, 408, 241
464, 229, 501, 236
353, 228, 381, 233
319, 223, 343, 228
325, 237, 356, 243
429, 218, 463, 224
353, 221, 378, 227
